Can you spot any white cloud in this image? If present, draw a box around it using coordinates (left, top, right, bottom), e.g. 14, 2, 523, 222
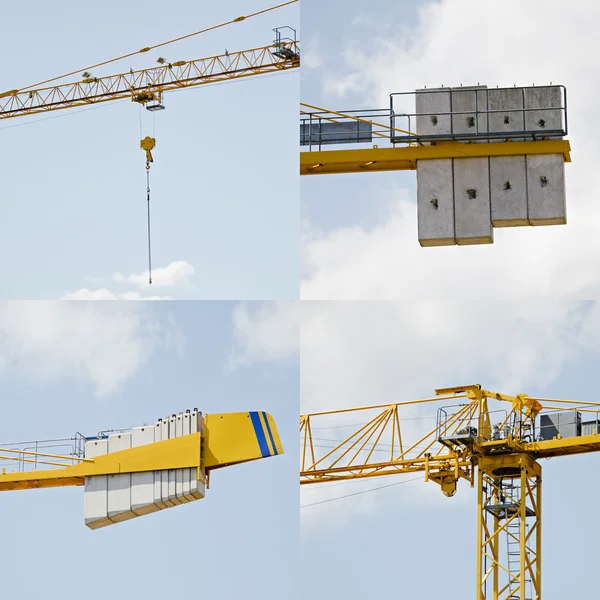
64, 261, 195, 299
62, 288, 169, 300
113, 261, 195, 288
299, 300, 592, 413
350, 14, 370, 26
0, 302, 180, 396
295, 299, 600, 528
303, 33, 323, 70
228, 302, 299, 370
302, 0, 600, 301
323, 0, 597, 107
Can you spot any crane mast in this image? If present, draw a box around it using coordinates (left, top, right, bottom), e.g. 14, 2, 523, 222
301, 385, 600, 600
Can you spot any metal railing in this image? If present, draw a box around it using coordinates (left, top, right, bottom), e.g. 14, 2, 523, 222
436, 405, 509, 442
299, 85, 568, 151
0, 433, 87, 473
300, 108, 391, 151
389, 85, 567, 144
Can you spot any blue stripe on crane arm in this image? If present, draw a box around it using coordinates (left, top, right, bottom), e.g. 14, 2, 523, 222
250, 411, 270, 458
262, 411, 278, 456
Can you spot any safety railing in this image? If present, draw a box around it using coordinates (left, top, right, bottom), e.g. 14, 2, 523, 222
0, 433, 88, 473
389, 85, 567, 144
437, 405, 508, 443
300, 108, 393, 151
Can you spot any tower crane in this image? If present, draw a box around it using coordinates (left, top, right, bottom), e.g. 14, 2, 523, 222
300, 384, 600, 600
1, 408, 283, 529
1, 2, 300, 280
299, 84, 571, 246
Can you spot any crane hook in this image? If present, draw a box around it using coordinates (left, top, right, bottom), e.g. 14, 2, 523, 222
140, 136, 156, 164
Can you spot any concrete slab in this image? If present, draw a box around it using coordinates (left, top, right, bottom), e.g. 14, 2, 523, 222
526, 154, 566, 225
416, 88, 451, 141
490, 155, 528, 227
417, 158, 456, 246
453, 157, 493, 244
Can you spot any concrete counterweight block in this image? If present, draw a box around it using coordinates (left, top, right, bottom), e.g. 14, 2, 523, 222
417, 159, 455, 246
107, 432, 132, 524
488, 88, 525, 140
131, 426, 160, 518
450, 86, 488, 139
415, 88, 451, 141
84, 439, 111, 530
453, 158, 493, 245
490, 156, 528, 227
524, 86, 564, 139
526, 154, 566, 225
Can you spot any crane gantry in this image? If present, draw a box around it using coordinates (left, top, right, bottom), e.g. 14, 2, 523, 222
300, 384, 600, 600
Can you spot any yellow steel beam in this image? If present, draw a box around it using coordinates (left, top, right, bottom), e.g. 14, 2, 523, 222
0, 41, 300, 120
0, 433, 201, 491
524, 432, 600, 458
300, 139, 571, 176
300, 454, 471, 484
300, 399, 477, 491
205, 410, 283, 469
0, 411, 283, 492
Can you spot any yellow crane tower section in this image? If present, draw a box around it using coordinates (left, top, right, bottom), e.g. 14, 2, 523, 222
300, 385, 600, 600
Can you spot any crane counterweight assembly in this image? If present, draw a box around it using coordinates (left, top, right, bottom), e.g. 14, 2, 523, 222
0, 409, 283, 530
300, 385, 600, 600
300, 83, 570, 248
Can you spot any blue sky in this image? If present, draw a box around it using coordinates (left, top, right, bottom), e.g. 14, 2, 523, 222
0, 0, 299, 300
298, 298, 600, 600
300, 0, 421, 233
0, 301, 299, 599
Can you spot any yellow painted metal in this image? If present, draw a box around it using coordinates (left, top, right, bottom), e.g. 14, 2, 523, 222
204, 411, 283, 470
140, 136, 156, 163
0, 41, 300, 120
477, 455, 541, 600
300, 386, 600, 600
0, 411, 282, 492
300, 395, 475, 494
0, 433, 201, 491
524, 433, 600, 457
300, 140, 571, 176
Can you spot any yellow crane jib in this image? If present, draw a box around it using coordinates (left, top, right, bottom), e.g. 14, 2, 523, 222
0, 410, 282, 529
0, 41, 301, 121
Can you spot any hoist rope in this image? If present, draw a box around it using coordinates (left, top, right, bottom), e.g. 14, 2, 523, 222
19, 0, 298, 92
146, 165, 153, 285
